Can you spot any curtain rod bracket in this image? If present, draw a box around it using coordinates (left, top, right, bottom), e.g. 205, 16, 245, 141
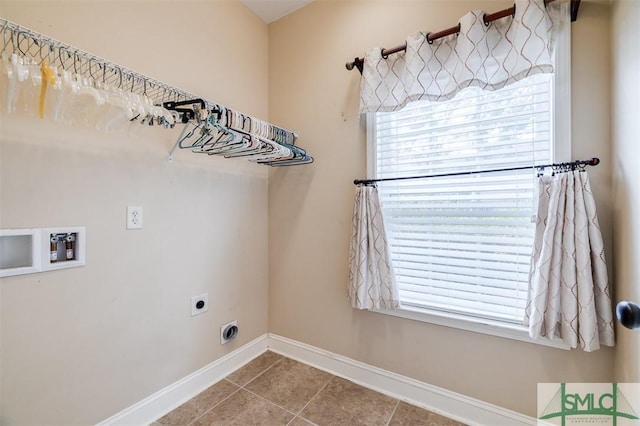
571, 0, 581, 22
345, 57, 363, 74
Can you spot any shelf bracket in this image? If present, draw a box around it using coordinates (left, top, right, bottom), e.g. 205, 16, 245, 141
168, 123, 193, 163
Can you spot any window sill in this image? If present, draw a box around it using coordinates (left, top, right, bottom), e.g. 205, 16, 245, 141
374, 305, 570, 350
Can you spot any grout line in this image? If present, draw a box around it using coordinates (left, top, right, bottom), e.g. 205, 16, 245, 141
226, 352, 283, 387
237, 355, 333, 424
237, 356, 284, 388
186, 380, 242, 426
241, 353, 331, 426
287, 415, 318, 426
186, 352, 286, 424
187, 353, 286, 424
385, 399, 401, 426
241, 386, 299, 420
293, 375, 335, 417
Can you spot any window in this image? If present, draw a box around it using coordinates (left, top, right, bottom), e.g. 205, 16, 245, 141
368, 18, 570, 335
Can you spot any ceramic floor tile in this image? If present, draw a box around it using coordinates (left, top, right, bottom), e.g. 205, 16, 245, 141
244, 357, 332, 413
192, 388, 294, 426
300, 377, 397, 426
288, 416, 316, 426
388, 401, 467, 426
156, 379, 239, 425
156, 354, 465, 426
226, 351, 283, 386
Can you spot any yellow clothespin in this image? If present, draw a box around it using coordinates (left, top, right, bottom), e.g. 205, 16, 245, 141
39, 60, 56, 118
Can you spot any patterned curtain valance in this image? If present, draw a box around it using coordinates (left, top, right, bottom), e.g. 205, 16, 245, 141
359, 0, 560, 114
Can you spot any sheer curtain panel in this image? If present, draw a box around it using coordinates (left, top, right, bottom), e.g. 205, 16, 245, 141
525, 171, 615, 351
359, 0, 560, 113
348, 185, 400, 310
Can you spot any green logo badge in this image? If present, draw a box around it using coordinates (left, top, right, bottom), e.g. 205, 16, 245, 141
538, 383, 640, 425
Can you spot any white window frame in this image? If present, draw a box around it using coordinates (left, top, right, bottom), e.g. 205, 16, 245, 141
367, 3, 572, 349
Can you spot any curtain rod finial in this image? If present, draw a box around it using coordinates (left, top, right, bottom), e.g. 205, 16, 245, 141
346, 58, 364, 74
590, 157, 600, 166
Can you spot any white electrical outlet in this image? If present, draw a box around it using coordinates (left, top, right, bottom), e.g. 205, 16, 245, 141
126, 206, 143, 230
191, 293, 208, 317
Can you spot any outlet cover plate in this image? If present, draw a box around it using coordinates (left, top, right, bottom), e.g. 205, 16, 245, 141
191, 293, 208, 317
126, 206, 143, 230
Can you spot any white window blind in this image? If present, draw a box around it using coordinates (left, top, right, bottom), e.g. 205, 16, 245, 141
372, 74, 553, 324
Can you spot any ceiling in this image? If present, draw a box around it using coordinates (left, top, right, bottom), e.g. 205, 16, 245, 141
241, 0, 315, 24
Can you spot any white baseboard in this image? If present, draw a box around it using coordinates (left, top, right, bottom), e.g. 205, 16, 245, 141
97, 334, 268, 426
98, 333, 535, 426
267, 333, 537, 426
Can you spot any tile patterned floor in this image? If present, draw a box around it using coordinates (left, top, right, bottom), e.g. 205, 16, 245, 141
153, 351, 465, 426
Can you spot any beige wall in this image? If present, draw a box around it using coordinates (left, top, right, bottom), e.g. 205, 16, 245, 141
0, 1, 269, 424
0, 0, 627, 423
268, 0, 614, 417
612, 0, 640, 383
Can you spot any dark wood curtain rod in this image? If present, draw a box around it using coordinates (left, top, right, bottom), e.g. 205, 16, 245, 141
345, 0, 581, 73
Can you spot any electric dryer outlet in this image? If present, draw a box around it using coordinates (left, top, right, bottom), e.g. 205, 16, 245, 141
191, 294, 208, 317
